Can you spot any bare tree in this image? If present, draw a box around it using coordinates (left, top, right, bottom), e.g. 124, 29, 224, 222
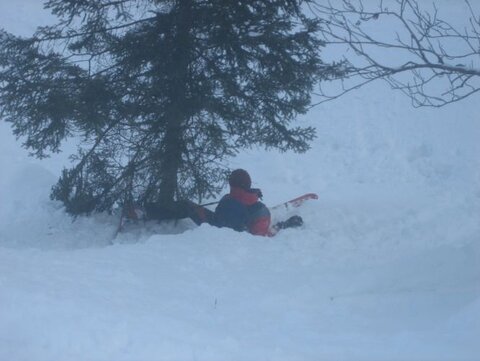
310, 0, 480, 107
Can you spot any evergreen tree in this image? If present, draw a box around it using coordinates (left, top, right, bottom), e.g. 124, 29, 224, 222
0, 0, 340, 215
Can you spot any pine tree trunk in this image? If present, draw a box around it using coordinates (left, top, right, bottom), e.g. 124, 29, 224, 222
158, 118, 182, 205
158, 0, 192, 205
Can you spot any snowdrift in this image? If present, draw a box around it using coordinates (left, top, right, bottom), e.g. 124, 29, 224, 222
0, 1, 479, 360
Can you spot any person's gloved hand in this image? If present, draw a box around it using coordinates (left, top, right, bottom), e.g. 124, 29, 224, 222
250, 188, 263, 199
276, 215, 303, 230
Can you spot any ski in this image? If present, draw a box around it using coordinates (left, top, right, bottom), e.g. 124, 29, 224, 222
269, 193, 318, 212
111, 203, 144, 242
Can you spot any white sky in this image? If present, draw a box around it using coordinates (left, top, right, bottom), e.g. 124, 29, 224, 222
0, 0, 478, 36
0, 0, 53, 36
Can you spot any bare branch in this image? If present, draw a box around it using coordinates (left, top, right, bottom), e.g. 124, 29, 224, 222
313, 0, 480, 107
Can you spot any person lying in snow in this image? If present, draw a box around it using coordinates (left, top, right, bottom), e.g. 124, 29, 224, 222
127, 169, 302, 236
195, 168, 272, 235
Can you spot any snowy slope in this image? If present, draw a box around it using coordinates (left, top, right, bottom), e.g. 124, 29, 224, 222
1, 1, 479, 360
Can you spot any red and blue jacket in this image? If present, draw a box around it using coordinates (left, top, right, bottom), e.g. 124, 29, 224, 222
214, 187, 271, 236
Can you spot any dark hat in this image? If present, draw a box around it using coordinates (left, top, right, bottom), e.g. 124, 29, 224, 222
228, 169, 251, 190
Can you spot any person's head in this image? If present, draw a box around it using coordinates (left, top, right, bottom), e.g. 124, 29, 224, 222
228, 169, 251, 190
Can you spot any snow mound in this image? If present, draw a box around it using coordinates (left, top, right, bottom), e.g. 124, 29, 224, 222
0, 1, 479, 359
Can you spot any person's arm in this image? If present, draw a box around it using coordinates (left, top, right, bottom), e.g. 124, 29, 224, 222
247, 202, 271, 236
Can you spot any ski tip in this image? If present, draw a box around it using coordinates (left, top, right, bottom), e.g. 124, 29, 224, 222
292, 193, 319, 202
269, 192, 319, 212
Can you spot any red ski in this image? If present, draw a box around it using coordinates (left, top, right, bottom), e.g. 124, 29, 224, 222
269, 193, 318, 212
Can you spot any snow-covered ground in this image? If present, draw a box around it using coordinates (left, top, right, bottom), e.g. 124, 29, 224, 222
1, 1, 479, 360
